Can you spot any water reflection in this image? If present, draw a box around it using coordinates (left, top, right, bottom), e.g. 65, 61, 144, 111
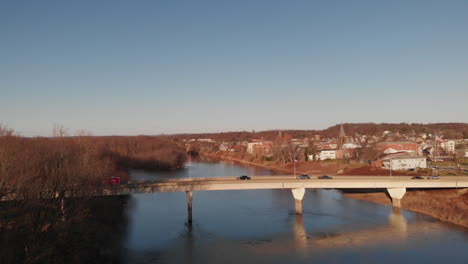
0, 196, 130, 264
293, 214, 308, 249
312, 207, 409, 248
125, 162, 468, 264
3, 161, 467, 264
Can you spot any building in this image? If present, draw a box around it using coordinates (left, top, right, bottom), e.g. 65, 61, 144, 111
342, 142, 361, 149
440, 140, 455, 154
382, 155, 427, 171
318, 142, 338, 150
377, 141, 418, 154
319, 150, 336, 160
247, 140, 272, 155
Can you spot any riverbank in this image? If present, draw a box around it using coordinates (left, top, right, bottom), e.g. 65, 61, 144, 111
344, 189, 468, 228
201, 151, 348, 175
203, 151, 468, 229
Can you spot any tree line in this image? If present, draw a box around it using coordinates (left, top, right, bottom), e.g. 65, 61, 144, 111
0, 125, 186, 201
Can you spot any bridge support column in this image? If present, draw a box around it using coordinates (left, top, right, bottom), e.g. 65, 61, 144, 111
186, 191, 193, 224
291, 188, 305, 214
387, 188, 406, 208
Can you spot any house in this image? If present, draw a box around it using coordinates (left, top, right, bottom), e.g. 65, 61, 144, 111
377, 141, 418, 154
319, 150, 337, 160
440, 140, 455, 154
247, 140, 272, 155
247, 141, 262, 154
318, 142, 338, 150
382, 155, 427, 171
219, 143, 229, 151
342, 142, 361, 149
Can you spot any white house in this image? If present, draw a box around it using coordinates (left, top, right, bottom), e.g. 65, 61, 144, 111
343, 143, 361, 149
247, 142, 262, 154
440, 140, 455, 154
319, 150, 336, 160
382, 155, 427, 171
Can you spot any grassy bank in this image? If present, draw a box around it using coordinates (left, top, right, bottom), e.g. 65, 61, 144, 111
344, 189, 468, 228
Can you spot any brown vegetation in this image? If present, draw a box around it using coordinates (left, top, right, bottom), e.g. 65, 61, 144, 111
98, 136, 186, 171
0, 127, 186, 201
172, 122, 468, 141
0, 126, 187, 263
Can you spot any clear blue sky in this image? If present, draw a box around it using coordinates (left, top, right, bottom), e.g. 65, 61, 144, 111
1, 0, 467, 136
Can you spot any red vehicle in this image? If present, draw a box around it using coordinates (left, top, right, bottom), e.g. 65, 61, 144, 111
105, 176, 121, 185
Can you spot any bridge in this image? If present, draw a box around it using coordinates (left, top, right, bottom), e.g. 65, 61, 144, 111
3, 175, 468, 223
102, 175, 468, 222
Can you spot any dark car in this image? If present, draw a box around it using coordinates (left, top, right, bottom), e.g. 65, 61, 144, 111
411, 176, 424, 179
318, 175, 333, 179
237, 175, 251, 180
427, 175, 440, 180
296, 174, 310, 179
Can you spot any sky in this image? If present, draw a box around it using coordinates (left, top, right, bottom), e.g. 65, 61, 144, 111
1, 0, 468, 136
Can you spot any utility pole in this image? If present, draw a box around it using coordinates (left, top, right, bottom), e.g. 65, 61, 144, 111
434, 131, 438, 176
390, 159, 392, 177
189, 154, 192, 179
293, 147, 297, 177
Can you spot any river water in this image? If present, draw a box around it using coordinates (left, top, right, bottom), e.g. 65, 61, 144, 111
124, 160, 468, 264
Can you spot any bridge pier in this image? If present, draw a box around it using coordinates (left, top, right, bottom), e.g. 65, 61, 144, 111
186, 191, 193, 224
387, 188, 406, 208
291, 188, 305, 214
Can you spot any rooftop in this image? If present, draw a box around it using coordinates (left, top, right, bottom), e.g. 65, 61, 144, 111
384, 155, 425, 160
377, 141, 416, 145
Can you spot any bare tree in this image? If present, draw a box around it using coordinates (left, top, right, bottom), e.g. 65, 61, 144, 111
0, 123, 16, 136
52, 124, 69, 137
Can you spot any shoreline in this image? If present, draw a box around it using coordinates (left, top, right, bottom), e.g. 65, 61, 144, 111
201, 151, 468, 229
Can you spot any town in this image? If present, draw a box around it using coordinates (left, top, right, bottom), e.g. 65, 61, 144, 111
180, 123, 468, 176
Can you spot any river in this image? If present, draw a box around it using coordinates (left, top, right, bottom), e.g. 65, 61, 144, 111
124, 160, 468, 264
2, 160, 467, 263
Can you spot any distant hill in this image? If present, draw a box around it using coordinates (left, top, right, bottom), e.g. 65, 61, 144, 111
172, 123, 468, 141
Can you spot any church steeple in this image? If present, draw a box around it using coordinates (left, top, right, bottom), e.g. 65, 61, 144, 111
339, 123, 346, 149
339, 122, 346, 138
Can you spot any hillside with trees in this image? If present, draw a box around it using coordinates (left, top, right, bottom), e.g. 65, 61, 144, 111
172, 123, 468, 141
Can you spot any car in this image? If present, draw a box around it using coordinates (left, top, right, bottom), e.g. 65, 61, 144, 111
104, 176, 121, 185
318, 175, 333, 179
411, 176, 424, 180
296, 174, 310, 179
427, 175, 440, 180
237, 175, 251, 180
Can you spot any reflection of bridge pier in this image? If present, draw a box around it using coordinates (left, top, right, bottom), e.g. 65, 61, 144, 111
388, 207, 407, 232
293, 214, 308, 249
186, 191, 193, 224
311, 207, 421, 248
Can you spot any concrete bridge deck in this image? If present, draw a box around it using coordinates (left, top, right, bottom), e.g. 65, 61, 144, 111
105, 175, 468, 195
3, 175, 467, 222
